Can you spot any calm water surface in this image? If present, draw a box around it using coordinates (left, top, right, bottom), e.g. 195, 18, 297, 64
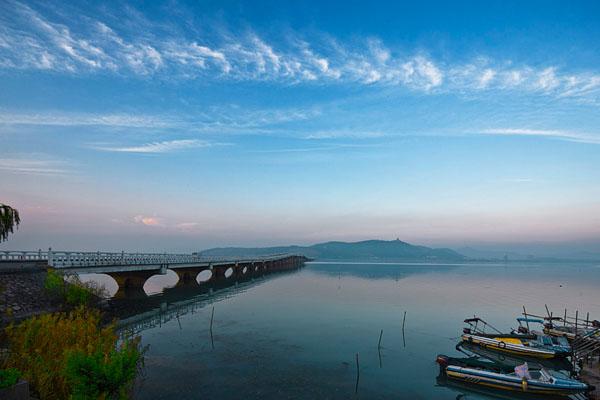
90, 261, 600, 399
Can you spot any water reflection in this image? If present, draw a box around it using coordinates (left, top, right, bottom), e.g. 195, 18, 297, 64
77, 261, 600, 399
308, 261, 460, 280
110, 268, 301, 329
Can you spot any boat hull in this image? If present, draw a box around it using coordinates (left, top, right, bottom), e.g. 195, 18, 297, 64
445, 366, 586, 396
462, 334, 567, 359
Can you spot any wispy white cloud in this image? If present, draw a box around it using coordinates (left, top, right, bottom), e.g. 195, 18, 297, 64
133, 215, 163, 226
0, 155, 71, 175
480, 128, 600, 144
133, 215, 200, 231
304, 130, 387, 140
0, 106, 320, 134
0, 111, 172, 128
0, 0, 598, 100
93, 139, 225, 153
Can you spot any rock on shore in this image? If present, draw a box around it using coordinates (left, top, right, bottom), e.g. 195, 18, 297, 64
0, 271, 61, 325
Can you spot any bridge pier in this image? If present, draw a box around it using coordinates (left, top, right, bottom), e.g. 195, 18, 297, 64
107, 270, 157, 298
213, 265, 232, 281
172, 266, 209, 287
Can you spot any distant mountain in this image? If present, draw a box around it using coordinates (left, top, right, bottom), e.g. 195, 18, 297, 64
199, 239, 466, 262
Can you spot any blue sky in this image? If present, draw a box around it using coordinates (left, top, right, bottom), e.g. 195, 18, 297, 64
1, 0, 599, 253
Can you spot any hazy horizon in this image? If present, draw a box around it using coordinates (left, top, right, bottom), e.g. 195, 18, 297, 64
1, 1, 599, 255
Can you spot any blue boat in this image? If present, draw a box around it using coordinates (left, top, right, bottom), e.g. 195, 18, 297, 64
436, 354, 590, 396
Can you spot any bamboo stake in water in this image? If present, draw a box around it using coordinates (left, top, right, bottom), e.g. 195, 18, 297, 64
402, 311, 407, 348
210, 306, 215, 350
355, 353, 360, 394
523, 306, 530, 332
378, 329, 384, 369
586, 312, 590, 328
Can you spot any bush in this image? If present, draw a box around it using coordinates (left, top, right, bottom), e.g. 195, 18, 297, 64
65, 284, 92, 307
44, 270, 66, 298
65, 341, 141, 400
2, 307, 143, 399
0, 368, 20, 389
44, 270, 107, 307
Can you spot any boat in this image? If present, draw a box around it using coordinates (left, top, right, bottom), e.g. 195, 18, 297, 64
461, 317, 571, 359
436, 354, 591, 396
543, 318, 600, 342
458, 341, 575, 373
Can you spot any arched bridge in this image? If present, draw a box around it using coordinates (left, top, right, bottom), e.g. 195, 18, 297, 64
1, 249, 308, 297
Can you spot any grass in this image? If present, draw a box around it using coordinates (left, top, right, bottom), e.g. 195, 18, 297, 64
2, 307, 143, 399
0, 368, 20, 389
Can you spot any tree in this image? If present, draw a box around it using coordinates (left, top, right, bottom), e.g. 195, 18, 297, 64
0, 204, 20, 242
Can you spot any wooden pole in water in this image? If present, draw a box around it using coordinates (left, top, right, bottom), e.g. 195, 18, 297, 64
378, 329, 383, 349
586, 312, 590, 328
210, 306, 215, 349
402, 311, 407, 348
523, 306, 530, 332
355, 353, 360, 394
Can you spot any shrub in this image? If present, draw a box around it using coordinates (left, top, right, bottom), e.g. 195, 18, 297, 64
2, 307, 143, 399
0, 368, 20, 389
65, 341, 141, 400
44, 270, 66, 299
44, 270, 107, 307
65, 284, 92, 307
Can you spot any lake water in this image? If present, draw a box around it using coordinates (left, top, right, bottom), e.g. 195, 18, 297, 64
90, 261, 600, 399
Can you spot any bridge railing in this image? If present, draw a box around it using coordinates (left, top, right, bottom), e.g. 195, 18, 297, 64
0, 250, 48, 261
1, 250, 302, 268
48, 251, 204, 268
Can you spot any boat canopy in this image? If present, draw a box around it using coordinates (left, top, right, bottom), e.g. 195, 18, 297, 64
517, 317, 544, 324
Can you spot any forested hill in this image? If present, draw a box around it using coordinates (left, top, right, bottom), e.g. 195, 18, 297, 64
200, 239, 466, 262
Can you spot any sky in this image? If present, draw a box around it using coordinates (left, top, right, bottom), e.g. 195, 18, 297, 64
1, 0, 600, 254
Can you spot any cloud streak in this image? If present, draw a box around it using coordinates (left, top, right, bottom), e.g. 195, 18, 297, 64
0, 155, 71, 176
93, 139, 226, 153
480, 128, 600, 145
1, 1, 598, 100
0, 107, 319, 131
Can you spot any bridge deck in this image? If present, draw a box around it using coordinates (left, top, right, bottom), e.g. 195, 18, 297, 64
1, 250, 302, 273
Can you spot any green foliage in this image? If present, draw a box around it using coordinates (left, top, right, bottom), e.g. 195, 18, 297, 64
3, 307, 143, 400
0, 204, 20, 242
0, 368, 21, 389
65, 284, 92, 307
44, 270, 66, 298
65, 341, 142, 400
44, 270, 107, 307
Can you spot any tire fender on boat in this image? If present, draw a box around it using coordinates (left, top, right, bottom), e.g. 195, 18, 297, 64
498, 341, 506, 349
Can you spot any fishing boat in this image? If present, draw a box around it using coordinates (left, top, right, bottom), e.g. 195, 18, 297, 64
436, 354, 591, 396
543, 318, 600, 342
458, 341, 575, 373
461, 317, 571, 359
517, 308, 600, 342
